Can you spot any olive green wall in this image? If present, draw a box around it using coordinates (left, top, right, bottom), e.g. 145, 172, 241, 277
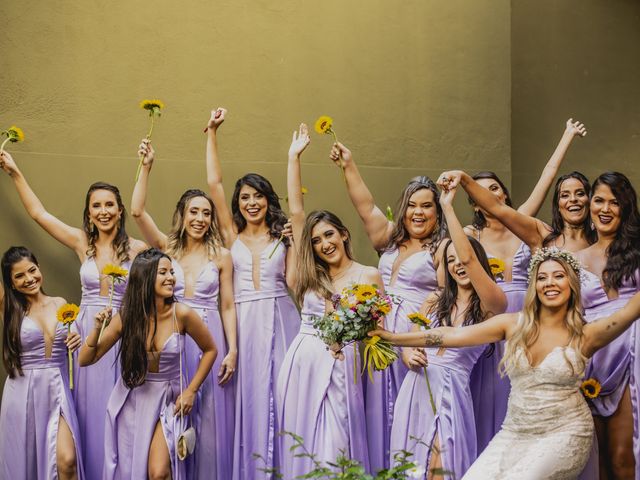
510, 1, 640, 210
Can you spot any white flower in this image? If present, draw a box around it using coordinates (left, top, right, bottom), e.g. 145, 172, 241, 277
407, 465, 426, 478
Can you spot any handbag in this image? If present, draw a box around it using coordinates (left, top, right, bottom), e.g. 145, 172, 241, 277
176, 306, 196, 461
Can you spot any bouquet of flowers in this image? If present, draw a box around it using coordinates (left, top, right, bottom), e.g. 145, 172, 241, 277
313, 283, 397, 382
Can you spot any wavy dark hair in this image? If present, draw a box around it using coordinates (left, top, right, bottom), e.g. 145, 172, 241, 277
429, 237, 495, 328
591, 172, 640, 290
295, 210, 354, 305
2, 246, 41, 378
166, 189, 224, 260
385, 176, 448, 253
231, 173, 289, 244
118, 248, 174, 389
543, 171, 595, 247
83, 182, 131, 263
469, 172, 513, 230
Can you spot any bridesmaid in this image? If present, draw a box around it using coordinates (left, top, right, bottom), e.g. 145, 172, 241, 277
79, 248, 217, 480
132, 139, 237, 479
276, 124, 372, 476
205, 108, 300, 478
0, 150, 146, 479
390, 184, 506, 478
328, 142, 446, 470
0, 246, 84, 480
575, 172, 640, 479
435, 118, 587, 452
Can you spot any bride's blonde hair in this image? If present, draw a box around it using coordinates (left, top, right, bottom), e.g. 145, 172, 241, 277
499, 255, 586, 377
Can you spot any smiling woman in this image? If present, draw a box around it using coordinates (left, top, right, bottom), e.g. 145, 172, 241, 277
0, 149, 147, 479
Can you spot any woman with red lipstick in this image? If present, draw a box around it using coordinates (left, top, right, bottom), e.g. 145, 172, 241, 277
132, 139, 237, 480
0, 150, 147, 480
329, 142, 447, 471
205, 108, 300, 479
575, 172, 640, 479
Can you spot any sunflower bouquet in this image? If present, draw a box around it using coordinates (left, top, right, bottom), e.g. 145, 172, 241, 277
57, 303, 80, 390
408, 312, 437, 415
312, 283, 397, 383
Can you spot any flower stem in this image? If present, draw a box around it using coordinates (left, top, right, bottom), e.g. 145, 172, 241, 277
268, 234, 284, 259
423, 366, 436, 415
329, 130, 347, 185
98, 281, 114, 344
68, 325, 74, 390
0, 137, 10, 152
147, 113, 156, 139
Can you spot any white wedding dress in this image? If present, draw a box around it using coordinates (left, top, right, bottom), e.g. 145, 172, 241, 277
463, 343, 594, 479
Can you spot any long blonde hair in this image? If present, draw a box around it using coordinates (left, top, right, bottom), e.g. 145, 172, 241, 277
499, 257, 586, 376
165, 189, 223, 260
294, 210, 353, 305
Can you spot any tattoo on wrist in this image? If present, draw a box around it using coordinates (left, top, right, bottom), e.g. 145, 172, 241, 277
424, 332, 444, 347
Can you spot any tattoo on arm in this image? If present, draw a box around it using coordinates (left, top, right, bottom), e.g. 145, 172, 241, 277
424, 332, 444, 347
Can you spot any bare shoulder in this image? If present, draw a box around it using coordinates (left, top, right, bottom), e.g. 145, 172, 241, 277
463, 225, 477, 236
359, 264, 382, 285
129, 238, 149, 256
214, 247, 233, 268
51, 296, 68, 308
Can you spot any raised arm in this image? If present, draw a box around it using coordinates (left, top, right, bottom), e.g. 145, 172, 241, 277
438, 170, 548, 252
370, 312, 516, 348
130, 139, 168, 250
583, 290, 640, 358
215, 249, 237, 386
518, 118, 587, 216
205, 108, 236, 247
328, 143, 393, 251
0, 151, 86, 257
79, 308, 122, 366
439, 186, 507, 316
286, 124, 311, 288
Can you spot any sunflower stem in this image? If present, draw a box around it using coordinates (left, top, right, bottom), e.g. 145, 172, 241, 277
147, 113, 156, 139
423, 366, 436, 415
329, 130, 347, 185
98, 280, 114, 344
268, 234, 284, 260
68, 325, 74, 390
0, 137, 10, 152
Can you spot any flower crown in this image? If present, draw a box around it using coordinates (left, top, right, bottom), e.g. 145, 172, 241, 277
527, 247, 584, 282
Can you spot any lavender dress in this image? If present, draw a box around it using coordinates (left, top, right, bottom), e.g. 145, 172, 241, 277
103, 326, 187, 479
74, 257, 130, 480
276, 291, 370, 477
366, 248, 439, 471
173, 260, 234, 479
231, 239, 300, 479
0, 316, 85, 479
582, 268, 640, 478
469, 242, 530, 453
390, 317, 485, 478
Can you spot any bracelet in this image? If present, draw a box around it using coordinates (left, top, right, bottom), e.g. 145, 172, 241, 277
85, 338, 97, 348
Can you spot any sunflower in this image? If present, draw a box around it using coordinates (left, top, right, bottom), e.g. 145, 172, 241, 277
140, 99, 165, 113
489, 258, 506, 277
408, 312, 431, 329
57, 303, 80, 325
314, 115, 333, 135
353, 284, 377, 303
1, 125, 25, 151
102, 263, 128, 281
581, 378, 601, 399
377, 300, 392, 315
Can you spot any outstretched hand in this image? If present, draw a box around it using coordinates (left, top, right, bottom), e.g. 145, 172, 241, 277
439, 184, 457, 206
565, 118, 587, 138
137, 139, 155, 167
288, 123, 311, 158
207, 108, 227, 132
329, 142, 352, 168
437, 170, 464, 192
0, 150, 18, 175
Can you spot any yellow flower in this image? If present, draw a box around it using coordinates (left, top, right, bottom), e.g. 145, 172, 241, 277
581, 378, 601, 399
377, 301, 391, 315
314, 115, 333, 135
140, 99, 165, 113
353, 284, 377, 303
301, 186, 309, 195
408, 312, 431, 329
6, 126, 25, 143
57, 303, 80, 325
102, 263, 128, 280
489, 257, 506, 277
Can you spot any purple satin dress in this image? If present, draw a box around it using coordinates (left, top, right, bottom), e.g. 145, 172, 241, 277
103, 331, 187, 480
276, 291, 370, 477
74, 257, 130, 480
366, 248, 439, 471
173, 260, 234, 480
469, 242, 530, 454
582, 268, 640, 479
231, 239, 300, 479
390, 316, 485, 478
0, 316, 85, 479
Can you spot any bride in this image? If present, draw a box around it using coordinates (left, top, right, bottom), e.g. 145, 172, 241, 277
371, 247, 640, 479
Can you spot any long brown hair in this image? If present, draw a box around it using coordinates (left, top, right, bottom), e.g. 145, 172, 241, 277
83, 182, 130, 263
295, 210, 353, 305
165, 189, 224, 260
385, 176, 447, 253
